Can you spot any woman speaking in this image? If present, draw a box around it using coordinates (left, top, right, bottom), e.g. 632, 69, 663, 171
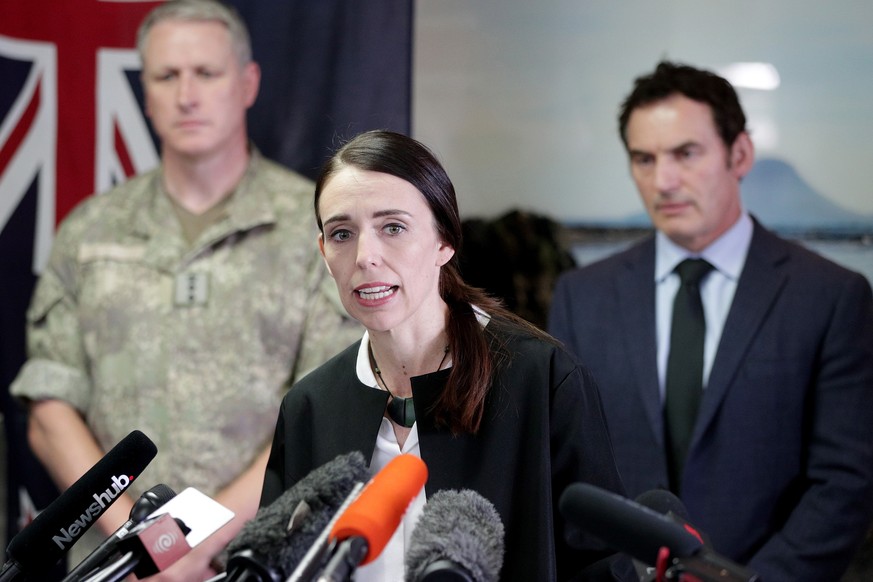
260, 130, 625, 581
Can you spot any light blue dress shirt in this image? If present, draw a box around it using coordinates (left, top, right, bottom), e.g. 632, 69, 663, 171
654, 213, 754, 402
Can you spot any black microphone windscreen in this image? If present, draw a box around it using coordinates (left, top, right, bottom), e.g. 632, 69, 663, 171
405, 489, 505, 582
225, 451, 368, 577
129, 484, 176, 523
634, 489, 690, 522
559, 483, 702, 567
6, 430, 157, 575
635, 488, 713, 551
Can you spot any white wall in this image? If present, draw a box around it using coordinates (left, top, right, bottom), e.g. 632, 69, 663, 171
413, 1, 873, 226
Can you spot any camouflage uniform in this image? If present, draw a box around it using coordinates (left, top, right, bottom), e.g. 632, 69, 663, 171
11, 151, 360, 500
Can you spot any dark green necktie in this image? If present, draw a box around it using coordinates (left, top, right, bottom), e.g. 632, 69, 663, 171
664, 258, 713, 494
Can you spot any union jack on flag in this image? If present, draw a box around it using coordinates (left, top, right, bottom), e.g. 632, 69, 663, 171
0, 0, 161, 543
0, 1, 161, 273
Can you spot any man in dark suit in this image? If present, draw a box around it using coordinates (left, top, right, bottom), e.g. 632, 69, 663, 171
549, 61, 873, 581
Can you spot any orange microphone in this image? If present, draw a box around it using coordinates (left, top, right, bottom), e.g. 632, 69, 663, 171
318, 454, 428, 580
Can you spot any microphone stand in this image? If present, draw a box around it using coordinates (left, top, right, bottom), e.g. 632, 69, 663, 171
286, 482, 364, 582
656, 545, 758, 582
82, 551, 139, 582
0, 561, 23, 582
315, 537, 368, 582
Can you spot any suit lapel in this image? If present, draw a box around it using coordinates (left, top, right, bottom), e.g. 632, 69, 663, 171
616, 238, 664, 445
692, 222, 790, 443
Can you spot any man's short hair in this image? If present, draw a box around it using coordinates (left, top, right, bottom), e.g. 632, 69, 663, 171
137, 0, 253, 66
618, 61, 747, 149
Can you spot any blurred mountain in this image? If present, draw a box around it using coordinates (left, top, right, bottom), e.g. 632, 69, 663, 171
743, 158, 873, 232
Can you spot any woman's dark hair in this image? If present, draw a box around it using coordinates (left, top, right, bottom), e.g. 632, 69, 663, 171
315, 130, 548, 434
618, 61, 747, 150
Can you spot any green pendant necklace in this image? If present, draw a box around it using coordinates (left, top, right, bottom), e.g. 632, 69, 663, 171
370, 343, 449, 428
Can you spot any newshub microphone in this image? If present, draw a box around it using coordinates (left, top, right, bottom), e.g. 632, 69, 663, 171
62, 484, 176, 582
559, 483, 759, 582
405, 489, 504, 582
223, 451, 369, 582
317, 454, 428, 582
0, 430, 157, 582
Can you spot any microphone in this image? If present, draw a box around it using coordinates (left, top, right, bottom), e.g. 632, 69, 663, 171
0, 430, 157, 581
635, 489, 690, 520
317, 454, 428, 582
222, 451, 369, 581
405, 489, 505, 582
85, 487, 235, 582
82, 513, 192, 582
632, 489, 706, 581
62, 484, 177, 582
635, 489, 707, 546
559, 483, 759, 582
284, 483, 365, 582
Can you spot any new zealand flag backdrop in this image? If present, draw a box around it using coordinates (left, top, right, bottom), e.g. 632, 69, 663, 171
0, 0, 411, 549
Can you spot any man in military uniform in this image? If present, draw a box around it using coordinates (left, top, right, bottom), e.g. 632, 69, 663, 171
10, 1, 360, 578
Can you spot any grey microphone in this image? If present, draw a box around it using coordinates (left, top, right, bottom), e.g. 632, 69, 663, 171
405, 489, 505, 582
